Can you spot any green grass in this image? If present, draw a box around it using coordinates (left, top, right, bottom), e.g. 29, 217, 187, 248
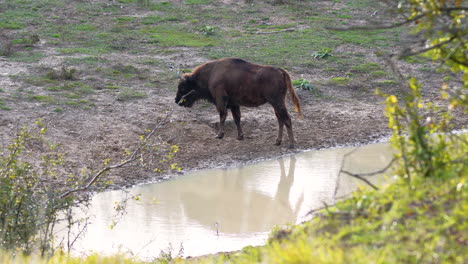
141, 25, 219, 47
208, 29, 338, 66
185, 0, 213, 5
376, 80, 398, 86
116, 87, 147, 101
403, 55, 429, 64
73, 24, 97, 32
334, 29, 398, 47
0, 22, 25, 30
29, 93, 95, 108
0, 98, 12, 110
329, 77, 352, 85
115, 16, 136, 23
136, 58, 165, 66
58, 47, 110, 55
24, 80, 96, 109
64, 56, 109, 65
351, 62, 382, 73
9, 52, 46, 62
0, 0, 404, 72
147, 1, 175, 11
370, 70, 388, 77
141, 15, 181, 24
30, 95, 56, 104
20, 76, 58, 87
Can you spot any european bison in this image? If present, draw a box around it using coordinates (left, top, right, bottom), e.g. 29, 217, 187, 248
175, 58, 303, 148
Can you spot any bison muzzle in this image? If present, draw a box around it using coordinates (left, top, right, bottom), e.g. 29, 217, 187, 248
175, 58, 303, 148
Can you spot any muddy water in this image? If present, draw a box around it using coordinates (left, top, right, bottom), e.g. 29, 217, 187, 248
68, 142, 393, 259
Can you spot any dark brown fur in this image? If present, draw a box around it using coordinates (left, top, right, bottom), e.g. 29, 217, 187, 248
175, 58, 303, 148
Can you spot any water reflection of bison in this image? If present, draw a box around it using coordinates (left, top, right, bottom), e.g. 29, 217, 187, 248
177, 157, 302, 234
175, 58, 303, 148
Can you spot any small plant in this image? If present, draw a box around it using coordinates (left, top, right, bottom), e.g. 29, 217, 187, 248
312, 48, 333, 59
200, 25, 215, 36
293, 78, 322, 97
292, 78, 313, 91
46, 67, 77, 81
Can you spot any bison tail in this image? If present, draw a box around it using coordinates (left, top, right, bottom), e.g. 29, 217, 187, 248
282, 69, 303, 119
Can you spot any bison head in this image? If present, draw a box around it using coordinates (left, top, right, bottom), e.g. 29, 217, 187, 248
175, 75, 199, 108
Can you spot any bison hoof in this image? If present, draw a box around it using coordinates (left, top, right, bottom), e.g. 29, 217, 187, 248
237, 135, 244, 140
216, 133, 224, 139
288, 143, 295, 149
274, 140, 282, 146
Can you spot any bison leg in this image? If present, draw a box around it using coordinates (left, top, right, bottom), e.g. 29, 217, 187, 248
216, 110, 228, 139
215, 95, 229, 139
274, 110, 284, 146
274, 105, 295, 148
230, 105, 244, 140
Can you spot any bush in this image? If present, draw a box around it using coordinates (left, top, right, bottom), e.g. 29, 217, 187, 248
0, 121, 87, 255
380, 78, 467, 180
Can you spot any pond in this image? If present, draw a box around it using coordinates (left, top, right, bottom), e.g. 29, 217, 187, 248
65, 142, 393, 259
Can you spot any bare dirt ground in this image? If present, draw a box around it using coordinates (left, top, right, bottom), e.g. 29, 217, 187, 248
1, 1, 466, 190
